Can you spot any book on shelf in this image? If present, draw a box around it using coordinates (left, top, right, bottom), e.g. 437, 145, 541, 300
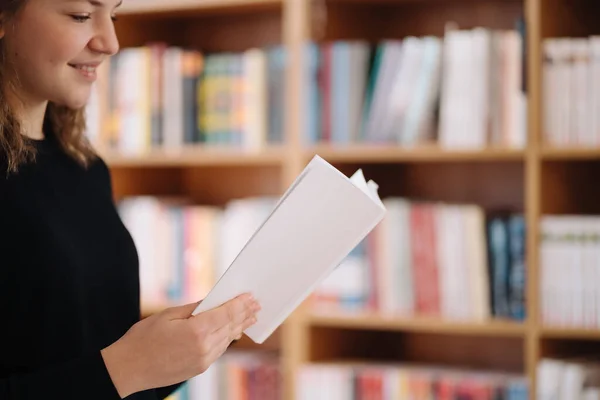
312, 200, 526, 323
304, 25, 527, 150
85, 44, 286, 154
538, 358, 600, 400
118, 196, 279, 310
540, 215, 600, 329
543, 37, 600, 148
165, 350, 281, 400
298, 362, 528, 400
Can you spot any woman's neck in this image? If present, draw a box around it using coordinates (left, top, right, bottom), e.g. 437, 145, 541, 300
6, 87, 48, 140
20, 100, 48, 140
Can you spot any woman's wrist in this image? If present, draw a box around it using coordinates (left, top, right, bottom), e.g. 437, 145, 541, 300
101, 339, 141, 399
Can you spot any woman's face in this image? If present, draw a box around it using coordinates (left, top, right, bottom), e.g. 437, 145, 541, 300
1, 0, 121, 110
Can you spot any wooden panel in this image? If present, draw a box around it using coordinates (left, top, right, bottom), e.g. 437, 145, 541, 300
329, 161, 525, 212
182, 166, 284, 205
541, 0, 600, 39
110, 167, 184, 201
541, 338, 600, 360
541, 161, 600, 215
312, 0, 523, 41
115, 9, 282, 51
115, 17, 183, 48
401, 333, 524, 372
109, 165, 283, 204
183, 10, 283, 52
309, 327, 525, 372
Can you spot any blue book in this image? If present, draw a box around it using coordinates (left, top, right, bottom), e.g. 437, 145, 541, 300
488, 218, 511, 318
508, 215, 526, 321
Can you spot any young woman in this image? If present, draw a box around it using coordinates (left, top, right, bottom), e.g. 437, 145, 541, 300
0, 0, 261, 398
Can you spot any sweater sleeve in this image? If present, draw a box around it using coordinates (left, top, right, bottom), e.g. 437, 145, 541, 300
0, 352, 122, 399
155, 382, 185, 399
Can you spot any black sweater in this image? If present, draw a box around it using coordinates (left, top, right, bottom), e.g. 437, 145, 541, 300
0, 134, 180, 399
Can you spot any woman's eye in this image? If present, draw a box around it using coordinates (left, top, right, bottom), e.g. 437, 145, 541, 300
71, 14, 91, 23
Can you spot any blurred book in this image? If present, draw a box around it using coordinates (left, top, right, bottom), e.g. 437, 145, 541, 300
538, 358, 600, 400
543, 37, 600, 147
166, 350, 281, 400
540, 215, 600, 328
311, 200, 526, 323
298, 362, 528, 399
85, 44, 286, 154
118, 196, 278, 309
304, 27, 526, 149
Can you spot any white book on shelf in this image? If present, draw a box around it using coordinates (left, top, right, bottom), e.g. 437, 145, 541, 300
557, 39, 572, 146
571, 38, 591, 146
582, 217, 597, 328
192, 155, 387, 343
543, 39, 559, 146
243, 48, 267, 150
591, 37, 600, 146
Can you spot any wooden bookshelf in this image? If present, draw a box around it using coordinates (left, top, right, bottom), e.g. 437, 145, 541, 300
541, 146, 600, 160
101, 145, 286, 168
540, 328, 600, 341
97, 0, 600, 398
309, 313, 528, 337
305, 145, 526, 163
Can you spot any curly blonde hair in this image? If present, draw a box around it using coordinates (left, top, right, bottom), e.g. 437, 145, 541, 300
0, 0, 97, 175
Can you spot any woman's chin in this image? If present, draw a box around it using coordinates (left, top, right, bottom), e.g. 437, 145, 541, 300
53, 96, 91, 110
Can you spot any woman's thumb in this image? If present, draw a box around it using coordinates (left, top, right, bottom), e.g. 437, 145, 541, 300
165, 300, 202, 320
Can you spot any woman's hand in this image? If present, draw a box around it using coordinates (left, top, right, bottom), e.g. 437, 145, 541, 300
101, 293, 261, 398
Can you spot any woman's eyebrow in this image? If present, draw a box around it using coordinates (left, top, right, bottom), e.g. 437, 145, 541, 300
67, 0, 123, 8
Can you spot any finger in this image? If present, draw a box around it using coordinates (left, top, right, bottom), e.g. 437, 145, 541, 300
211, 309, 258, 345
201, 294, 258, 334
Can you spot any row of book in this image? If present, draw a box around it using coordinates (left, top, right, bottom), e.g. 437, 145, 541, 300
118, 196, 277, 307
543, 37, 600, 147
538, 358, 600, 400
298, 363, 528, 399
85, 45, 286, 154
166, 350, 281, 400
307, 28, 527, 149
540, 216, 600, 329
312, 199, 526, 322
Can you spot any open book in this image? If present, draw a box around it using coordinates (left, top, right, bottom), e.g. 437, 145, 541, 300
192, 155, 386, 343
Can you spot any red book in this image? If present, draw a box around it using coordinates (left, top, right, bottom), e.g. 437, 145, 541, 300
410, 204, 440, 316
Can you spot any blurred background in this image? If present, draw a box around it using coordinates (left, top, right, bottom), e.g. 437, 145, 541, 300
83, 0, 600, 398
